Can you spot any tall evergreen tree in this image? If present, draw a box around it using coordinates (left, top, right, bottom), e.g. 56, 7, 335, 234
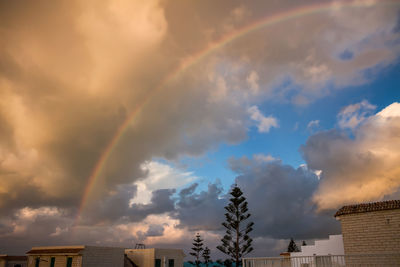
189, 233, 204, 267
202, 246, 211, 267
217, 185, 254, 267
287, 238, 300, 252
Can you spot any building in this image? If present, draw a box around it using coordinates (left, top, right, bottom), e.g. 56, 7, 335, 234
290, 234, 344, 257
26, 246, 124, 267
0, 255, 27, 267
125, 248, 185, 267
288, 235, 344, 267
334, 199, 400, 265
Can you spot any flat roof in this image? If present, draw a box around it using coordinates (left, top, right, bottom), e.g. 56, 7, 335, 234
27, 246, 85, 255
334, 199, 400, 217
0, 255, 27, 261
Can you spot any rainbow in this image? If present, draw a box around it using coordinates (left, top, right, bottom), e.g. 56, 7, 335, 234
74, 0, 400, 224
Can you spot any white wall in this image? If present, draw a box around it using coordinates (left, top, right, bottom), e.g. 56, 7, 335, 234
291, 235, 344, 257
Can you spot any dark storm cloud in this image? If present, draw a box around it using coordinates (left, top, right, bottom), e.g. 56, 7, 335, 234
82, 187, 176, 224
173, 183, 226, 231
173, 157, 340, 240
232, 158, 340, 239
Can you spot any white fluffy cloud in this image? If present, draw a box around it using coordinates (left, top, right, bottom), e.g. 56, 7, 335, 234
248, 106, 278, 133
337, 100, 376, 129
132, 161, 197, 205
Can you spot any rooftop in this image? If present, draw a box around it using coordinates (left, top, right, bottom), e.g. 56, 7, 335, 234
26, 246, 85, 255
334, 199, 400, 217
0, 255, 27, 261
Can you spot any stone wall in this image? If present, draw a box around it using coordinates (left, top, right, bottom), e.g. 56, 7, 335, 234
338, 209, 400, 265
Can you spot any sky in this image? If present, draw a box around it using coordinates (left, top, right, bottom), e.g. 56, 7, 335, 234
1, 0, 400, 259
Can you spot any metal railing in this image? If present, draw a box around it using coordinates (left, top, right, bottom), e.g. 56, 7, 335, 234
243, 254, 400, 267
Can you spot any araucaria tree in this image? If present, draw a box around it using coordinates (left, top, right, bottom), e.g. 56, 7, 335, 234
189, 233, 204, 267
202, 246, 211, 267
217, 185, 254, 267
287, 238, 300, 252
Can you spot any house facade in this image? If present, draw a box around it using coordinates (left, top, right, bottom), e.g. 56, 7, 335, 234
334, 199, 400, 265
0, 255, 27, 267
26, 246, 124, 267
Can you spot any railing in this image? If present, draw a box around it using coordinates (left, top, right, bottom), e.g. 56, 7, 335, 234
243, 254, 400, 267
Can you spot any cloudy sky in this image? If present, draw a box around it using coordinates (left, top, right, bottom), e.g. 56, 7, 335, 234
1, 0, 400, 258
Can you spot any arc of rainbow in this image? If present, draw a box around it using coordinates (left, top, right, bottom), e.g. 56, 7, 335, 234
75, 0, 400, 225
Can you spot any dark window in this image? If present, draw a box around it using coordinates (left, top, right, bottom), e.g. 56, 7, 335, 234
155, 258, 161, 267
168, 259, 174, 267
14, 265, 22, 267
35, 258, 40, 267
66, 257, 73, 267
50, 257, 56, 267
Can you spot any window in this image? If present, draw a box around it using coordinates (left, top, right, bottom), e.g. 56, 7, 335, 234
155, 258, 161, 267
35, 258, 40, 267
168, 259, 174, 267
14, 265, 22, 267
50, 257, 56, 267
66, 257, 73, 267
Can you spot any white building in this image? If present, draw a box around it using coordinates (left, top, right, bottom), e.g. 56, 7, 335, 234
290, 235, 344, 257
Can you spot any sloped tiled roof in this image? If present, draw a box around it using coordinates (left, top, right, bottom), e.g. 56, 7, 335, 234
334, 199, 400, 217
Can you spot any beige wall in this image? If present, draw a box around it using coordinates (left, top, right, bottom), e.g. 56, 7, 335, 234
125, 249, 155, 267
26, 246, 124, 267
27, 255, 82, 267
125, 248, 185, 267
154, 249, 184, 267
338, 209, 400, 265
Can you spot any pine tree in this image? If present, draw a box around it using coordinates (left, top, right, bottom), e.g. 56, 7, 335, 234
217, 185, 254, 267
189, 233, 204, 267
302, 240, 307, 246
202, 246, 211, 267
287, 238, 300, 252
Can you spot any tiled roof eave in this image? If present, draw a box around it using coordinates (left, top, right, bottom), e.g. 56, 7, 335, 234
334, 199, 400, 217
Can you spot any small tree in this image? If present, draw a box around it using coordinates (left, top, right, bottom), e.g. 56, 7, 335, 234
287, 238, 300, 252
302, 240, 307, 246
202, 246, 211, 267
217, 185, 254, 267
189, 233, 204, 267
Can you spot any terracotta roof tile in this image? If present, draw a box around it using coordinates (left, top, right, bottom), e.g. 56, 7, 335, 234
334, 199, 400, 217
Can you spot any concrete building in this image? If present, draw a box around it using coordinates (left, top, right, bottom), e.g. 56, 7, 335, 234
125, 248, 185, 267
26, 246, 124, 267
0, 255, 27, 267
334, 199, 400, 265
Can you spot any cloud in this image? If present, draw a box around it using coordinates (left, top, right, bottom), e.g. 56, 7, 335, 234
0, 0, 399, 254
248, 106, 279, 133
302, 102, 400, 210
307, 120, 320, 131
132, 161, 197, 205
173, 156, 340, 241
337, 100, 376, 129
173, 183, 226, 231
